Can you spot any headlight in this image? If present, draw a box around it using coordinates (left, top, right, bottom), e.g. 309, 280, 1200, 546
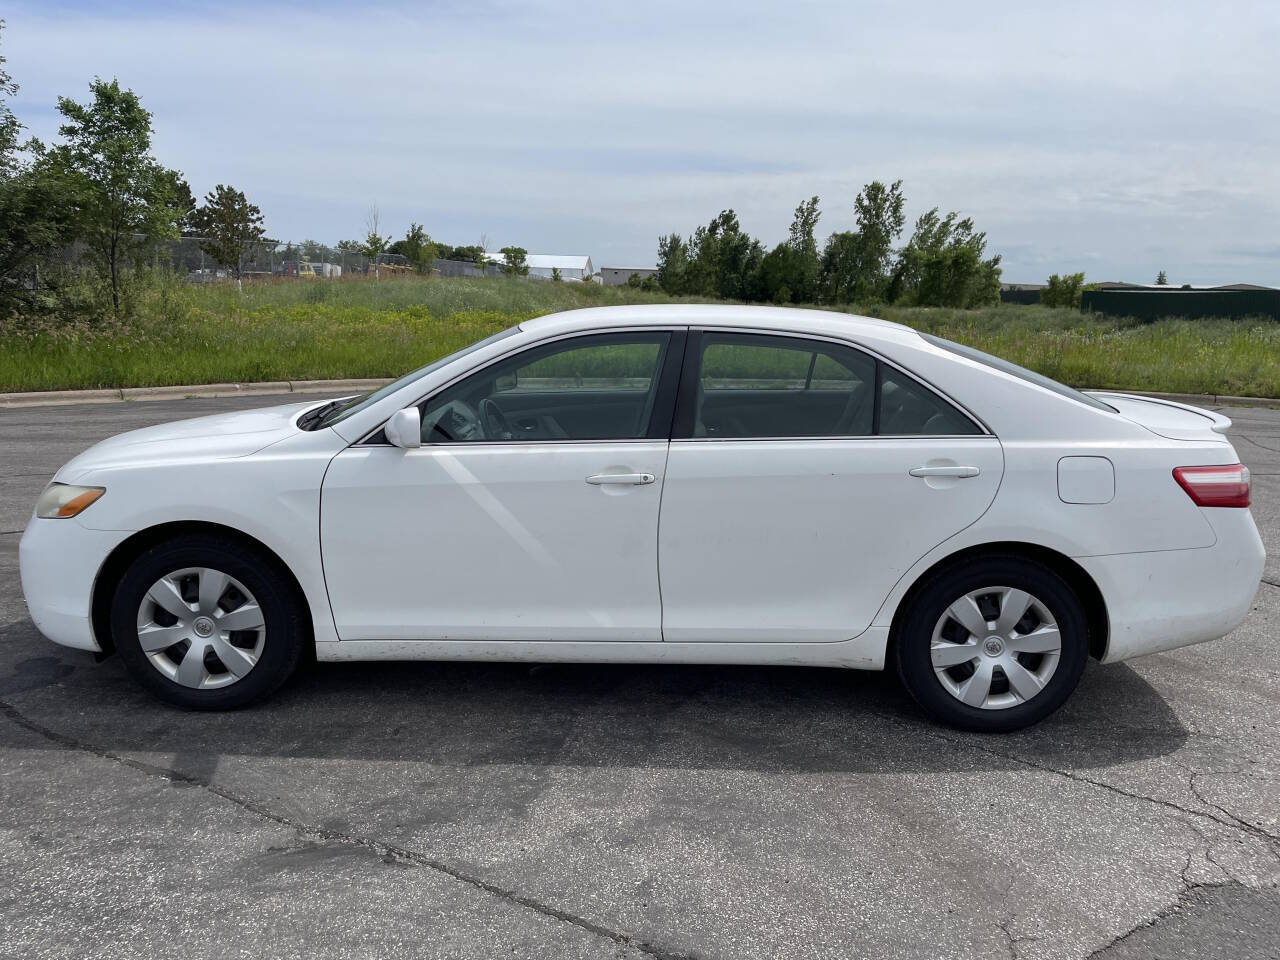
36, 483, 105, 519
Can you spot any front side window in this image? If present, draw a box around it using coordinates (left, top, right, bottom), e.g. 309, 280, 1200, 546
308, 326, 520, 430
685, 332, 981, 438
421, 332, 671, 442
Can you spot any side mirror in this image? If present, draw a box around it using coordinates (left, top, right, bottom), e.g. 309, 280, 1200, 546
384, 407, 422, 448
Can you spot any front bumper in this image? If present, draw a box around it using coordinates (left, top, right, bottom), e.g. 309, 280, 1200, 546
1079, 507, 1266, 663
18, 517, 131, 653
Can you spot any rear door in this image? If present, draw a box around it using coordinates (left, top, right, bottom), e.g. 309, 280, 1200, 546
657, 330, 1003, 643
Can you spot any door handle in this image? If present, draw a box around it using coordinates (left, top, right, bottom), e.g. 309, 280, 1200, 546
586, 473, 655, 485
909, 465, 980, 478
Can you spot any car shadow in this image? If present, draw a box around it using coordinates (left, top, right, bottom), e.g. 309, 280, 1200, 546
0, 618, 1189, 777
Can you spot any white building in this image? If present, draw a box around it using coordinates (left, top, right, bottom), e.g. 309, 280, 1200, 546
487, 253, 594, 281
601, 266, 658, 287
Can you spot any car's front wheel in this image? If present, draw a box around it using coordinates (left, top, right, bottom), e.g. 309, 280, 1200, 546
110, 535, 306, 709
895, 556, 1089, 732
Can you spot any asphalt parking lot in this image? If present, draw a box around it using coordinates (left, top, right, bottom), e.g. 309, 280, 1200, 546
1, 396, 1278, 960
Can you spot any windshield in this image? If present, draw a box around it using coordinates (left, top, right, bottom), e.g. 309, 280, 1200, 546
921, 334, 1117, 413
305, 326, 522, 430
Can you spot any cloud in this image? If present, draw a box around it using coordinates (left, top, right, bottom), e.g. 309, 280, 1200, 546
5, 0, 1279, 284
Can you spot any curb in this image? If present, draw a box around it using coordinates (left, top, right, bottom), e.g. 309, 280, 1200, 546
0, 378, 394, 409
0, 380, 1279, 411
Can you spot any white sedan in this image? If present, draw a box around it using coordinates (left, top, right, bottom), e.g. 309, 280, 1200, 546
18, 306, 1265, 731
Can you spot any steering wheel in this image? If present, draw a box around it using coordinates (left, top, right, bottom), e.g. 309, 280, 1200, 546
430, 399, 483, 441
479, 398, 513, 440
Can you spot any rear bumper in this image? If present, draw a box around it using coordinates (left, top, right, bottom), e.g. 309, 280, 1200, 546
1079, 508, 1265, 662
18, 518, 130, 653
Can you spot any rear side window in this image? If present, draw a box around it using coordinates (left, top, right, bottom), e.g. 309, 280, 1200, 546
694, 334, 877, 438
879, 368, 981, 436
681, 332, 980, 438
921, 333, 1116, 413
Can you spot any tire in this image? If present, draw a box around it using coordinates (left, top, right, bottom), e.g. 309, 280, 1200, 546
895, 555, 1089, 733
110, 534, 306, 710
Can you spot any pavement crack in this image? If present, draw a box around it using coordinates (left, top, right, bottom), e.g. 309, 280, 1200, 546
1186, 770, 1280, 848
1237, 434, 1280, 455
902, 721, 1280, 850
1087, 885, 1217, 957
996, 915, 1038, 960
0, 698, 698, 960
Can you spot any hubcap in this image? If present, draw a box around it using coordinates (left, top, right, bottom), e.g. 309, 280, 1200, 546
136, 567, 266, 690
929, 586, 1061, 711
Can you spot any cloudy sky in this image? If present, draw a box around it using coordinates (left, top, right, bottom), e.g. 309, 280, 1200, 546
6, 0, 1279, 284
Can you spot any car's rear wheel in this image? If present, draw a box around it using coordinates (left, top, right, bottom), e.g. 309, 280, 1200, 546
110, 535, 305, 709
895, 556, 1089, 732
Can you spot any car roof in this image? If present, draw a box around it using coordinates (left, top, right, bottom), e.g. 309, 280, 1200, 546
519, 304, 924, 347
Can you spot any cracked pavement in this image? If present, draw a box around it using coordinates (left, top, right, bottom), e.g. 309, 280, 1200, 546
1, 397, 1278, 960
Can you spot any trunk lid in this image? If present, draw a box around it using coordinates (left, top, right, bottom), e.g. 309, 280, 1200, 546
1088, 392, 1232, 442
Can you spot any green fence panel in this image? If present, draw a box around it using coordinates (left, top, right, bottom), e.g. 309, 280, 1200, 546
1080, 289, 1280, 322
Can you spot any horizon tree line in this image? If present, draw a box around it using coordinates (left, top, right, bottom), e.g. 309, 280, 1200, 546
656, 181, 1004, 309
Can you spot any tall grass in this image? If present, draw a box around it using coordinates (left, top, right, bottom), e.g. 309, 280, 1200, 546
2, 274, 1278, 397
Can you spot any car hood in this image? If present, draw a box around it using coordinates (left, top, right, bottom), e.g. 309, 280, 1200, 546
1089, 392, 1233, 442
55, 400, 318, 482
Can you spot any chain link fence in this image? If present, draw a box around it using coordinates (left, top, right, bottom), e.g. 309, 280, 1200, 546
168, 237, 402, 281
40, 235, 457, 284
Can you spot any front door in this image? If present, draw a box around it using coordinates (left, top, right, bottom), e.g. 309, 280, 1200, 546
657, 331, 1003, 643
321, 330, 682, 642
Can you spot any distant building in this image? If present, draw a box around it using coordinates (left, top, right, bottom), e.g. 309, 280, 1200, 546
601, 266, 659, 287
1080, 282, 1280, 321
436, 258, 502, 278
486, 253, 594, 281
999, 282, 1045, 305
1090, 281, 1277, 292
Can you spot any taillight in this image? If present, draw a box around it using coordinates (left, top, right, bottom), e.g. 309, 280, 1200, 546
1173, 464, 1251, 508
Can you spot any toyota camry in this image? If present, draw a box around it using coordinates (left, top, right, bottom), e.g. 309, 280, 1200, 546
18, 305, 1265, 731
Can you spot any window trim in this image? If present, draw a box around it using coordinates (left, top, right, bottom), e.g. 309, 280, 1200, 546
670, 328, 991, 442
357, 327, 688, 447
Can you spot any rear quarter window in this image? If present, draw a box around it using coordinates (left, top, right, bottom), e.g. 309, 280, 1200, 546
921, 334, 1116, 413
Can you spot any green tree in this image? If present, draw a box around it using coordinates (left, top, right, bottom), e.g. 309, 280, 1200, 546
687, 210, 763, 300
1041, 272, 1086, 309
1155, 270, 1168, 285
499, 245, 529, 277
656, 233, 689, 294
361, 204, 388, 279
0, 22, 79, 314
756, 242, 802, 304
551, 265, 562, 282
656, 212, 762, 299
820, 179, 906, 303
784, 195, 821, 302
890, 208, 1001, 307
49, 78, 185, 312
389, 222, 436, 274
161, 169, 196, 234
189, 184, 265, 290
0, 20, 19, 179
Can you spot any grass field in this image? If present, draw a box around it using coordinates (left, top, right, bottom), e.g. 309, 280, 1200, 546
3, 274, 1279, 397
